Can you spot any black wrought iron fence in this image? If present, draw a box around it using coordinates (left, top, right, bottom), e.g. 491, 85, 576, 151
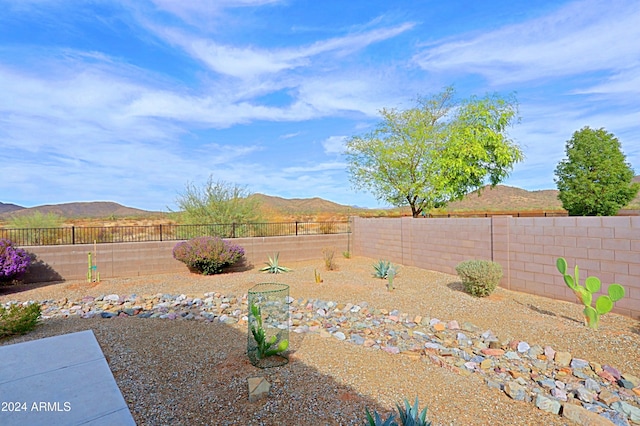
0, 221, 351, 246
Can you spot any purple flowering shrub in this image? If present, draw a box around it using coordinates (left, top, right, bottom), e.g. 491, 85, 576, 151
0, 239, 31, 284
173, 236, 245, 275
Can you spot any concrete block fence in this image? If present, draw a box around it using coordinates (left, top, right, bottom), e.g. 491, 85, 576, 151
17, 217, 639, 320
22, 234, 351, 284
352, 216, 640, 320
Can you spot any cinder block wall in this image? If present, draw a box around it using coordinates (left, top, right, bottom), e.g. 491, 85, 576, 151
23, 234, 350, 283
352, 216, 640, 320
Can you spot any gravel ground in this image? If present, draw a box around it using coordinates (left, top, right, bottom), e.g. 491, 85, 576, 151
1, 256, 639, 425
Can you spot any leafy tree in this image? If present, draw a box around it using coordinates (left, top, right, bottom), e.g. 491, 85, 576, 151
171, 177, 262, 224
344, 87, 524, 217
554, 127, 639, 216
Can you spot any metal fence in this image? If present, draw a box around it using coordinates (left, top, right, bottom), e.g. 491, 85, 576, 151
426, 211, 569, 218
0, 221, 351, 246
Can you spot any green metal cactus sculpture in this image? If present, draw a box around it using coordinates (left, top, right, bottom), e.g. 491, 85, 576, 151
556, 257, 626, 330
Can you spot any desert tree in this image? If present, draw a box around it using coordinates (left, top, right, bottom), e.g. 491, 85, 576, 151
344, 87, 524, 217
554, 127, 639, 216
171, 177, 262, 224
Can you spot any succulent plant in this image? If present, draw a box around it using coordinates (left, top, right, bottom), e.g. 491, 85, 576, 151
249, 302, 289, 359
259, 252, 292, 274
556, 257, 626, 330
387, 266, 397, 291
314, 269, 323, 283
373, 260, 394, 279
364, 398, 431, 426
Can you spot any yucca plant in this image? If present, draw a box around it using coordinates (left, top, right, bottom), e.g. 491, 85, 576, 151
364, 398, 431, 426
259, 252, 292, 274
249, 302, 289, 359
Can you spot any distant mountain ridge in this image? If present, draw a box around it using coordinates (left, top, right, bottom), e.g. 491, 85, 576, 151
1, 177, 638, 220
0, 202, 156, 219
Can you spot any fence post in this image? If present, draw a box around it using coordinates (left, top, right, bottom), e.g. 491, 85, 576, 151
72, 226, 75, 245
232, 223, 236, 238
160, 224, 163, 241
295, 221, 298, 236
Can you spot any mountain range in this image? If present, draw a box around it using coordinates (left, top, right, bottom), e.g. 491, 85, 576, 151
2, 177, 639, 219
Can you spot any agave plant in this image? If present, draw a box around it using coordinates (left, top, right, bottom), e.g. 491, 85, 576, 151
259, 252, 292, 274
249, 302, 289, 359
373, 260, 392, 279
364, 398, 431, 426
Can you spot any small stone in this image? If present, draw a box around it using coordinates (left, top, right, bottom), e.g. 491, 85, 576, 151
555, 351, 572, 367
517, 341, 530, 353
504, 381, 526, 401
551, 388, 568, 401
611, 401, 640, 423
598, 389, 620, 406
536, 394, 561, 414
603, 365, 621, 380
247, 376, 270, 402
351, 335, 365, 345
571, 358, 590, 369
446, 320, 460, 330
480, 359, 493, 370
576, 386, 595, 403
333, 331, 346, 341
621, 373, 640, 387
433, 322, 445, 332
383, 346, 400, 355
101, 312, 116, 318
585, 378, 601, 393
504, 351, 520, 360
104, 294, 120, 302
481, 348, 505, 357
617, 379, 635, 389
562, 402, 616, 426
544, 346, 556, 360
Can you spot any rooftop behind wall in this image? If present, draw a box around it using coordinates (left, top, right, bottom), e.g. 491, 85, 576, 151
352, 216, 640, 320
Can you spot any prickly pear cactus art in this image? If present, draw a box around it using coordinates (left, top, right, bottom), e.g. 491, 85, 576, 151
556, 257, 626, 330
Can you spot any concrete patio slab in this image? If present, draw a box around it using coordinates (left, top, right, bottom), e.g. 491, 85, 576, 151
0, 330, 135, 426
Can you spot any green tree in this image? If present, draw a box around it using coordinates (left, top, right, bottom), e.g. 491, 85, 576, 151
8, 211, 65, 229
171, 177, 262, 224
554, 127, 639, 216
344, 87, 524, 217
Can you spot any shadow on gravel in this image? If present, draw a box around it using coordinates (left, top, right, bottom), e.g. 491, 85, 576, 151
445, 280, 466, 293
2, 318, 396, 425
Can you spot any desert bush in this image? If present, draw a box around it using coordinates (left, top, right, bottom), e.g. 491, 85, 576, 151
173, 236, 244, 275
455, 259, 502, 297
365, 397, 431, 426
0, 302, 41, 338
322, 247, 337, 271
8, 211, 65, 229
0, 239, 31, 284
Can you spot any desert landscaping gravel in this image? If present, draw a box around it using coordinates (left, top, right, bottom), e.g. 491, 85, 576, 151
1, 256, 639, 425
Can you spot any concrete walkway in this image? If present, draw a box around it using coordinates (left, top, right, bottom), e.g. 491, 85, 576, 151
0, 330, 135, 425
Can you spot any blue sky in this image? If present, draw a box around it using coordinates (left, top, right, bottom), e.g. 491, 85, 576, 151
1, 0, 639, 211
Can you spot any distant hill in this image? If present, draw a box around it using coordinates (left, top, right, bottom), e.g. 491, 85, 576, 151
0, 202, 157, 219
0, 202, 24, 215
445, 185, 564, 212
250, 193, 356, 214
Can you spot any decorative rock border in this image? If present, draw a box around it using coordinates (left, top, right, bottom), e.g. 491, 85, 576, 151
4, 293, 640, 425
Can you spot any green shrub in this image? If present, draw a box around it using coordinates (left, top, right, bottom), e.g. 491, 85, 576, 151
0, 303, 41, 338
455, 259, 503, 297
172, 236, 245, 275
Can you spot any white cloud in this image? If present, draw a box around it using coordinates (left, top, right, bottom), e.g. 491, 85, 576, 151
413, 0, 640, 85
156, 23, 415, 79
321, 136, 347, 155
